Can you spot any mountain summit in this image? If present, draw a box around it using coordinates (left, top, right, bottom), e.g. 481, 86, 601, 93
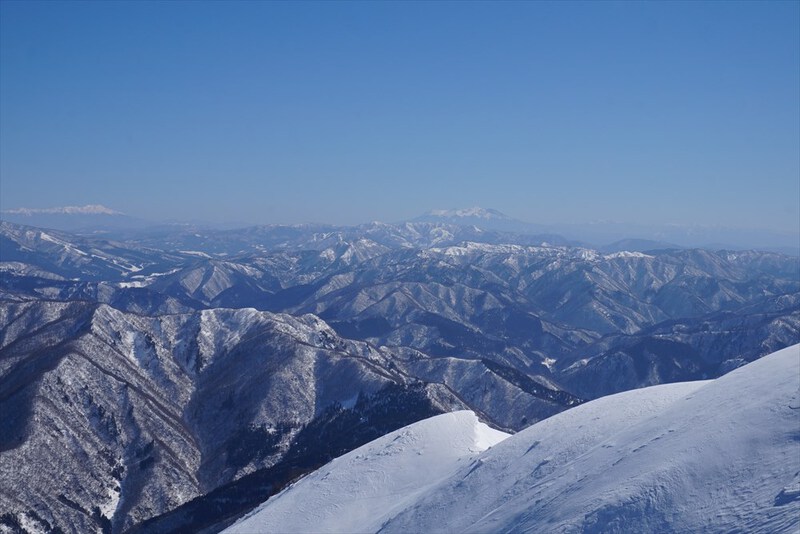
424, 207, 513, 220
3, 204, 124, 216
0, 204, 149, 233
411, 207, 574, 245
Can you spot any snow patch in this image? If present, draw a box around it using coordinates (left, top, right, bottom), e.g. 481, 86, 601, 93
39, 232, 88, 254
98, 481, 121, 521
117, 280, 147, 288
604, 251, 654, 259
179, 250, 212, 258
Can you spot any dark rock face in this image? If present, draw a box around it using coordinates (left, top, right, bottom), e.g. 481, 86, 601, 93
129, 382, 447, 534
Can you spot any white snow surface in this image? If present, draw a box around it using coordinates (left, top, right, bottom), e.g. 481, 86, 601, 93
225, 411, 509, 534
226, 344, 800, 534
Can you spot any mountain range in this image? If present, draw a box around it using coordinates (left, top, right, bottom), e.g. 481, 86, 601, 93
0, 212, 798, 532
3, 205, 798, 254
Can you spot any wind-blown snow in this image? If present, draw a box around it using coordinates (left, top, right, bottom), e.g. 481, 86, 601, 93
227, 344, 800, 534
225, 411, 509, 534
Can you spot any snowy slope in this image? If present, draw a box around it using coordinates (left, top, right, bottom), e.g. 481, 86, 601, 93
225, 411, 509, 534
228, 344, 800, 534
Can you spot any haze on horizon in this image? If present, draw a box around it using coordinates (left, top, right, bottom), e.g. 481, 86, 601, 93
1, 1, 798, 234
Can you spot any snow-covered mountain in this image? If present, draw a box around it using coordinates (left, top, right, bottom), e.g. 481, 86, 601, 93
0, 299, 575, 533
0, 205, 149, 234
423, 207, 514, 220
227, 411, 509, 534
413, 208, 800, 254
4, 220, 797, 405
3, 205, 123, 216
1, 220, 798, 532
226, 344, 800, 534
411, 207, 568, 242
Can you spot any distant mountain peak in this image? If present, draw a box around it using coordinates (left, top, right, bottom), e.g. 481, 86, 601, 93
3, 204, 124, 216
410, 208, 578, 246
424, 207, 512, 220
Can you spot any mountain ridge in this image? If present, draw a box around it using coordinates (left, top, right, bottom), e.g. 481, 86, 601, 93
4, 204, 797, 253
227, 344, 800, 534
1, 219, 797, 532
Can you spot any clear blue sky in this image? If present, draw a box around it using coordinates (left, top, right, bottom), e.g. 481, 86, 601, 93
1, 0, 798, 231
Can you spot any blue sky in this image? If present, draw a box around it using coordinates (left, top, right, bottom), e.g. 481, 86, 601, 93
1, 0, 798, 232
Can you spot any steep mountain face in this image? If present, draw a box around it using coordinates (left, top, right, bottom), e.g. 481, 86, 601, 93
560, 295, 800, 398
0, 301, 467, 532
1, 219, 798, 532
128, 386, 463, 534
228, 345, 800, 534
0, 298, 576, 532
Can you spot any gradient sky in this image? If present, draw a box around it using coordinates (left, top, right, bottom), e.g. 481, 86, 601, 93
1, 0, 798, 231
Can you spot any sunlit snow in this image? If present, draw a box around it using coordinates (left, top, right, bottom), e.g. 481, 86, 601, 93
227, 344, 800, 534
225, 411, 509, 534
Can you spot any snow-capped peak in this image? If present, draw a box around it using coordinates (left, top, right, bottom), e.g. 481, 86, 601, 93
225, 411, 509, 534
426, 207, 511, 220
3, 204, 123, 216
